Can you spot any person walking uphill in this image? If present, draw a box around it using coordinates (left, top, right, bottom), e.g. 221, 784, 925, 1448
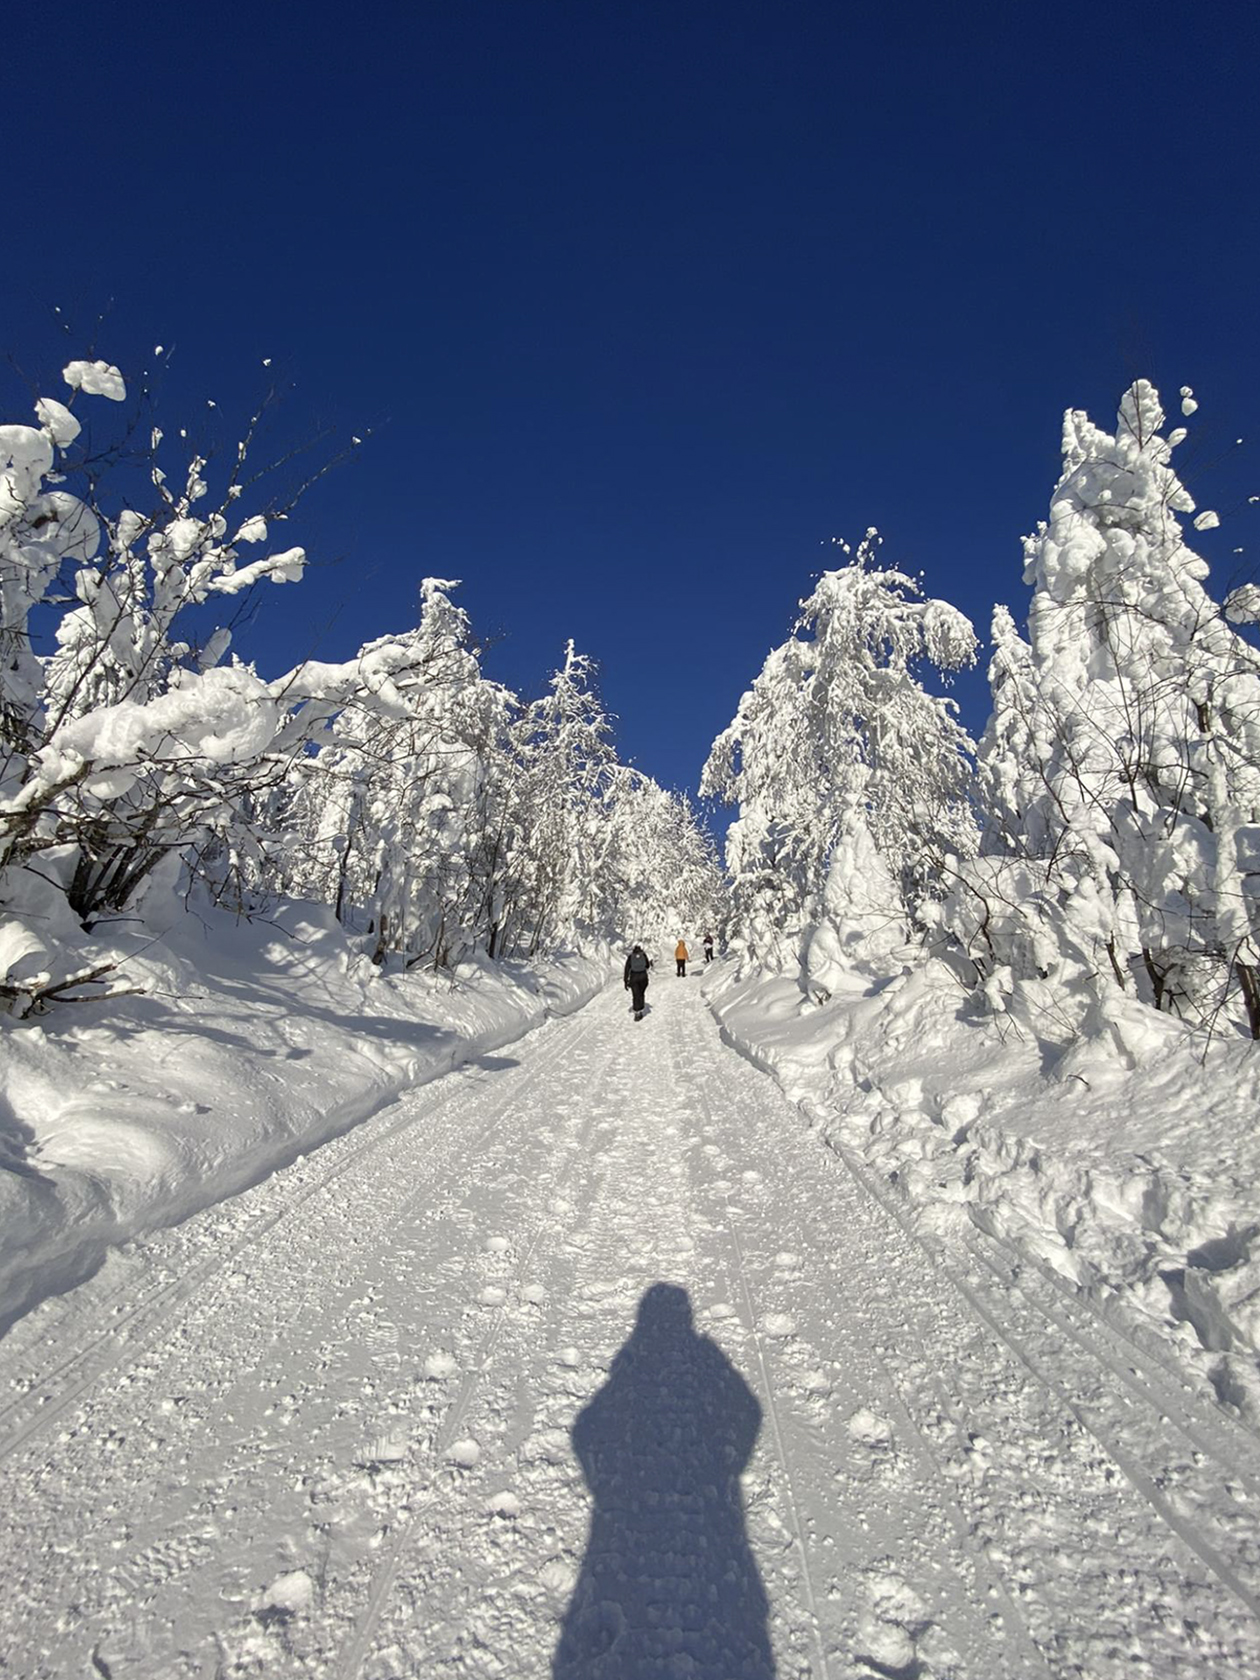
675, 939, 689, 977
624, 944, 652, 1020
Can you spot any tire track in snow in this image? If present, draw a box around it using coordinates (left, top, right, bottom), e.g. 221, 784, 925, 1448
830, 1131, 1260, 1626
355, 994, 834, 1677
681, 996, 1260, 1676
967, 1225, 1260, 1500
671, 1007, 1048, 1680
334, 1047, 623, 1679
671, 1018, 833, 1680
0, 1006, 598, 1467
960, 1233, 1260, 1611
0, 1009, 605, 1677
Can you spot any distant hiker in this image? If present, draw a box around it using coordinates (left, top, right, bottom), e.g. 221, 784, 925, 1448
624, 944, 652, 1020
675, 939, 689, 977
703, 931, 714, 963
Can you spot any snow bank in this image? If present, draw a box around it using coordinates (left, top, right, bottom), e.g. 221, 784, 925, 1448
705, 956, 1260, 1421
0, 904, 606, 1329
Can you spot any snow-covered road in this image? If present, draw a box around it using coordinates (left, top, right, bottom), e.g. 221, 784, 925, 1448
2, 978, 1259, 1678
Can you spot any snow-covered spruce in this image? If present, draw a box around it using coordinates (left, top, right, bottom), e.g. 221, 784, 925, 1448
946, 380, 1260, 1038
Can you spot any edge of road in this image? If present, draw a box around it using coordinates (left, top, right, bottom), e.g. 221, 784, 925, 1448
0, 952, 613, 1341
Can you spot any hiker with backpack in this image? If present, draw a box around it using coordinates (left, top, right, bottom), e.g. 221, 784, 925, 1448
624, 945, 652, 1019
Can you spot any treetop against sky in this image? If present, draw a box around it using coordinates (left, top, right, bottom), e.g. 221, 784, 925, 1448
5, 0, 1258, 796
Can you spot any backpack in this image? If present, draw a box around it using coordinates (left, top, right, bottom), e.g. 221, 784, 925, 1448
629, 951, 648, 974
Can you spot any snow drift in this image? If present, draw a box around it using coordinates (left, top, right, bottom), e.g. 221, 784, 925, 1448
0, 900, 607, 1329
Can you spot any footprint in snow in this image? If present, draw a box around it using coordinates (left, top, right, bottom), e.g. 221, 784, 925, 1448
846, 1408, 902, 1485
857, 1567, 935, 1678
847, 1407, 895, 1449
760, 1313, 796, 1339
355, 1429, 410, 1476
539, 1556, 578, 1602
520, 1427, 570, 1466
479, 1286, 508, 1306
485, 1235, 511, 1254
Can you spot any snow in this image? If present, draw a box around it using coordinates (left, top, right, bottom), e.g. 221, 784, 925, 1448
234, 513, 267, 543
2, 977, 1258, 1676
2, 361, 1259, 1674
61, 358, 127, 401
705, 953, 1260, 1425
1227, 583, 1260, 624
255, 1569, 316, 1618
0, 899, 605, 1329
34, 396, 81, 446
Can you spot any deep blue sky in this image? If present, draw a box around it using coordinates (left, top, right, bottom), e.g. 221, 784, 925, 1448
7, 0, 1259, 800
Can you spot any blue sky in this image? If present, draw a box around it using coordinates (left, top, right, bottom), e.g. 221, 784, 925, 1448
7, 0, 1259, 801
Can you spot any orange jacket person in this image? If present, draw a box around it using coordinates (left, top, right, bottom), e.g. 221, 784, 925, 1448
675, 940, 689, 977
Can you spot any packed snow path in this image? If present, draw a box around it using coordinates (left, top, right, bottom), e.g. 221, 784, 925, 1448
2, 979, 1260, 1678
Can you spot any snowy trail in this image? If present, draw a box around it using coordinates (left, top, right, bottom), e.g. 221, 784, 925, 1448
2, 981, 1259, 1677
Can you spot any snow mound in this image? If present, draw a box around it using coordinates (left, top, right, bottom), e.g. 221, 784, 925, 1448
706, 954, 1260, 1424
0, 903, 606, 1329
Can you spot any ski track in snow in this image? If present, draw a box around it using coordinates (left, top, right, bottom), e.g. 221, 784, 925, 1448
2, 982, 1259, 1677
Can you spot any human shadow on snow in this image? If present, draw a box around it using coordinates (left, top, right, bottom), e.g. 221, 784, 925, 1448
553, 1282, 775, 1679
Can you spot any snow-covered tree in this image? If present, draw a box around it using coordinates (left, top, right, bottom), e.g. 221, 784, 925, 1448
703, 531, 977, 980
1, 344, 721, 1009
267, 578, 517, 967
496, 643, 618, 956
598, 774, 724, 951
959, 380, 1260, 1035
0, 360, 428, 1008
268, 612, 721, 968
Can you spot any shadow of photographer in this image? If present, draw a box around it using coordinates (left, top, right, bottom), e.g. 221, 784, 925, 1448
554, 1281, 775, 1678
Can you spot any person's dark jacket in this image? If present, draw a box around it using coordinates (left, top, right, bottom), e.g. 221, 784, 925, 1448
623, 949, 652, 987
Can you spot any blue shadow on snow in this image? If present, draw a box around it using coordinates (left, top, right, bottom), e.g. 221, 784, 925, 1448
553, 1281, 775, 1678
